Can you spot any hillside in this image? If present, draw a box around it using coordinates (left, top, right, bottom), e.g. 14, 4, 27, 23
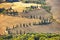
0, 15, 40, 35
0, 15, 60, 35
0, 1, 60, 35
0, 2, 42, 35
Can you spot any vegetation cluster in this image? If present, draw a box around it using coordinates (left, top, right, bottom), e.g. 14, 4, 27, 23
0, 33, 60, 40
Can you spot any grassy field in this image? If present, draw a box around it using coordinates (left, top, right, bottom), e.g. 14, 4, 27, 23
0, 2, 41, 12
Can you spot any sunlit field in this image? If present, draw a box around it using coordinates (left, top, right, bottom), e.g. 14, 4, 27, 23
0, 2, 41, 12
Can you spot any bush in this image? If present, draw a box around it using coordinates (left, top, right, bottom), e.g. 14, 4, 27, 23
0, 33, 60, 40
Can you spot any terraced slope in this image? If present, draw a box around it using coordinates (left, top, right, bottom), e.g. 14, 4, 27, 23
0, 15, 40, 35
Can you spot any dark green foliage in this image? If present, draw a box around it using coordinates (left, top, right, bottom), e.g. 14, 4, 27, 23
0, 8, 5, 14
2, 35, 13, 40
0, 37, 4, 40
0, 33, 60, 40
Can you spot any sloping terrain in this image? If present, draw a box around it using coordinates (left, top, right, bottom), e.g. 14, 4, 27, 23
0, 1, 60, 35
30, 22, 60, 33
0, 15, 40, 35
22, 8, 51, 19
0, 2, 41, 35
